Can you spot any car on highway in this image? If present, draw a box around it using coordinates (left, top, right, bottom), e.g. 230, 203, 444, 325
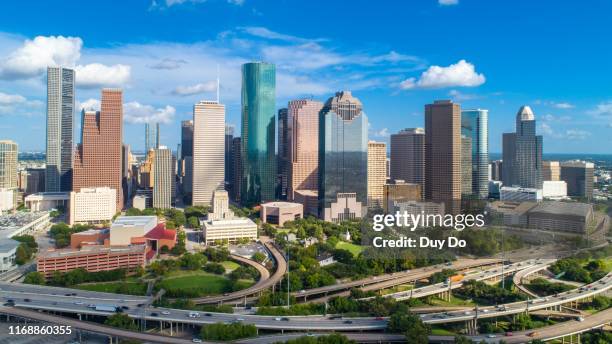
162, 311, 170, 315
281, 317, 290, 321
87, 304, 95, 308
487, 334, 496, 338
343, 320, 353, 324
204, 313, 212, 317
192, 339, 202, 343
577, 317, 585, 322
275, 317, 282, 321
24, 298, 31, 302
151, 312, 159, 317
74, 301, 84, 305
188, 312, 200, 318
527, 331, 539, 337
375, 317, 384, 320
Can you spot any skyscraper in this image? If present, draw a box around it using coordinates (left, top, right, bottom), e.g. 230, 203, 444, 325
461, 109, 489, 198
241, 62, 276, 205
277, 108, 289, 200
225, 124, 234, 191
192, 100, 225, 206
180, 120, 194, 196
153, 146, 172, 209
0, 140, 18, 189
367, 141, 387, 210
543, 161, 560, 181
144, 122, 159, 153
231, 137, 242, 202
390, 128, 425, 193
425, 100, 461, 214
319, 91, 368, 222
461, 135, 473, 197
287, 99, 323, 202
73, 89, 124, 211
46, 66, 75, 192
560, 161, 594, 199
502, 106, 543, 189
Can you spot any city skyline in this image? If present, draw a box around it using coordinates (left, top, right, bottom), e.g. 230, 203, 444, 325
1, 1, 611, 153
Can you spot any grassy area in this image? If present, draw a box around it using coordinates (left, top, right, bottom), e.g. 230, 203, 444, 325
335, 241, 365, 257
220, 260, 240, 272
426, 295, 476, 307
430, 327, 457, 336
75, 281, 147, 296
158, 271, 232, 296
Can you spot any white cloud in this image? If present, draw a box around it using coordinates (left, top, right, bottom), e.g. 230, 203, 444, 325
0, 92, 26, 104
539, 123, 590, 140
74, 63, 131, 88
172, 81, 217, 96
448, 89, 480, 101
0, 35, 81, 79
588, 101, 612, 118
227, 0, 244, 5
400, 60, 485, 90
149, 58, 187, 70
439, 0, 459, 5
371, 128, 390, 138
542, 113, 570, 122
565, 129, 591, 140
164, 0, 205, 7
240, 27, 323, 43
124, 102, 175, 124
76, 98, 100, 112
552, 102, 574, 109
0, 92, 43, 116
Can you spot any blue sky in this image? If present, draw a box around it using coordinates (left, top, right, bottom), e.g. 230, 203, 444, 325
0, 0, 611, 153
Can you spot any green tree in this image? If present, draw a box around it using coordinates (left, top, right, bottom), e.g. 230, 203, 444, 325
188, 216, 200, 229
23, 272, 45, 285
15, 244, 31, 265
252, 251, 266, 263
455, 336, 475, 344
104, 313, 138, 330
200, 322, 257, 341
388, 310, 430, 344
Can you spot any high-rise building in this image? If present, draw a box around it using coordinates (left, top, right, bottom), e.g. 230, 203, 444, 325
461, 109, 489, 198
73, 89, 124, 211
383, 180, 421, 213
144, 122, 159, 153
390, 128, 425, 192
0, 140, 18, 190
181, 120, 194, 158
461, 135, 473, 197
319, 91, 368, 222
277, 108, 289, 200
367, 141, 387, 210
241, 62, 277, 205
502, 106, 543, 189
231, 137, 242, 202
153, 146, 172, 209
287, 99, 323, 202
543, 161, 561, 181
45, 66, 75, 192
180, 120, 194, 197
225, 124, 234, 191
490, 160, 503, 181
121, 144, 132, 202
425, 100, 461, 214
560, 161, 594, 200
192, 100, 225, 206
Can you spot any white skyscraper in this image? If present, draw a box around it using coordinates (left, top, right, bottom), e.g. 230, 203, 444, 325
153, 146, 173, 209
192, 100, 225, 206
46, 66, 75, 192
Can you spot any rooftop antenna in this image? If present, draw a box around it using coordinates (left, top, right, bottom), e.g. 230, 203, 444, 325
216, 64, 220, 103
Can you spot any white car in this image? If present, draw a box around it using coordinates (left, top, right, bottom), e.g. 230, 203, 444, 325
275, 317, 281, 321
162, 311, 170, 315
188, 312, 200, 318
192, 339, 202, 343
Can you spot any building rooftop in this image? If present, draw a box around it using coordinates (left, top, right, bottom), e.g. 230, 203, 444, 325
39, 244, 145, 259
145, 223, 176, 241
261, 201, 303, 209
527, 201, 593, 217
0, 212, 48, 231
112, 216, 157, 228
0, 238, 19, 253
488, 201, 538, 215
517, 105, 535, 121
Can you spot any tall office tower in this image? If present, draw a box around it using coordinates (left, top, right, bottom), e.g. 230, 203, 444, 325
192, 100, 225, 206
390, 128, 425, 193
231, 137, 242, 202
45, 66, 75, 192
560, 161, 594, 199
287, 99, 323, 201
153, 146, 172, 209
461, 109, 489, 198
139, 149, 155, 189
543, 161, 560, 181
490, 160, 503, 181
425, 100, 462, 214
0, 140, 18, 189
224, 124, 234, 191
121, 144, 131, 202
461, 135, 473, 197
277, 108, 289, 200
144, 122, 159, 153
367, 141, 387, 210
319, 91, 368, 222
502, 106, 543, 189
180, 120, 194, 196
240, 62, 277, 205
73, 89, 124, 211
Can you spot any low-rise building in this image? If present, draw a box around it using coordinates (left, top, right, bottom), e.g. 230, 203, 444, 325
500, 186, 543, 202
68, 187, 117, 225
542, 180, 568, 200
324, 193, 364, 223
110, 216, 157, 246
526, 201, 594, 233
486, 201, 536, 226
294, 189, 318, 217
261, 202, 303, 226
202, 190, 257, 245
0, 211, 50, 239
70, 229, 110, 249
24, 192, 69, 212
0, 238, 19, 272
317, 252, 336, 267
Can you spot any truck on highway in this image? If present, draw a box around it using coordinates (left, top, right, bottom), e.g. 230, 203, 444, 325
446, 275, 464, 284
94, 304, 120, 312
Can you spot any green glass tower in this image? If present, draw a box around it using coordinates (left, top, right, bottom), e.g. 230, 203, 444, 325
241, 62, 277, 205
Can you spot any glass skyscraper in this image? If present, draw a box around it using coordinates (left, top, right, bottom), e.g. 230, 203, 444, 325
240, 62, 277, 205
502, 106, 543, 189
461, 109, 489, 198
319, 91, 368, 222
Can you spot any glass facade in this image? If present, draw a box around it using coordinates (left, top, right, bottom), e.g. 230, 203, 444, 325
241, 62, 277, 205
461, 109, 489, 198
319, 91, 368, 220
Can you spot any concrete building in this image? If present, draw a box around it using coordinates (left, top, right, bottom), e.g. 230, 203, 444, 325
542, 180, 568, 199
560, 161, 594, 200
319, 91, 368, 221
0, 212, 50, 239
527, 201, 594, 233
390, 128, 425, 192
294, 189, 318, 217
24, 192, 69, 211
383, 180, 421, 213
500, 186, 543, 202
490, 160, 503, 181
20, 168, 45, 195
367, 141, 387, 210
45, 67, 75, 192
202, 190, 257, 245
110, 216, 157, 246
193, 101, 225, 206
425, 100, 462, 214
0, 238, 19, 272
209, 190, 233, 221
461, 135, 473, 197
133, 194, 151, 210
153, 146, 173, 209
0, 189, 13, 212
241, 62, 277, 205
486, 201, 535, 227
502, 106, 543, 189
261, 202, 303, 226
543, 161, 561, 181
73, 89, 124, 210
461, 109, 489, 198
286, 99, 323, 202
70, 228, 110, 249
0, 141, 18, 203
488, 180, 503, 199
69, 187, 117, 225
